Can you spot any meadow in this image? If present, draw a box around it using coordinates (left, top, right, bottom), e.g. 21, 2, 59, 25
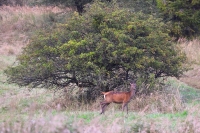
0, 5, 200, 133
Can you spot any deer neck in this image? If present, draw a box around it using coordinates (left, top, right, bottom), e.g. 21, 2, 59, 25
130, 87, 136, 98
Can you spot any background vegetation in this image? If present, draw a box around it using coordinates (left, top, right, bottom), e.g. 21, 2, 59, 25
0, 0, 200, 132
156, 0, 200, 39
5, 1, 187, 101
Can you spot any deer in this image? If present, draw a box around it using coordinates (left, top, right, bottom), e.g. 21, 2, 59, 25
100, 82, 136, 114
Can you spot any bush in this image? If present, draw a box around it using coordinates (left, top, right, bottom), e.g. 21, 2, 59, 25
156, 0, 200, 39
5, 1, 186, 100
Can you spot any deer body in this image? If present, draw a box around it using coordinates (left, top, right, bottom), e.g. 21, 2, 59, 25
100, 83, 136, 114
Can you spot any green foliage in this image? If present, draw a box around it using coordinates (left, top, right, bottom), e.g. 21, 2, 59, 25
40, 0, 111, 14
156, 0, 200, 38
117, 0, 158, 15
5, 1, 186, 97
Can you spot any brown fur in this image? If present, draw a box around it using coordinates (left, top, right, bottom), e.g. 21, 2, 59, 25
100, 83, 136, 114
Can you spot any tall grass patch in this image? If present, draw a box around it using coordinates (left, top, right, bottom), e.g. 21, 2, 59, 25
179, 38, 200, 89
0, 5, 72, 55
1, 56, 200, 132
0, 106, 200, 133
179, 38, 200, 64
0, 56, 53, 121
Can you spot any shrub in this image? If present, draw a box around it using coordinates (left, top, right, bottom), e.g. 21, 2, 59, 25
5, 1, 186, 100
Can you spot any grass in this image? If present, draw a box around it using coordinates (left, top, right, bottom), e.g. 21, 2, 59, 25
0, 5, 72, 55
167, 78, 200, 102
1, 57, 200, 132
0, 56, 53, 122
0, 109, 199, 132
179, 38, 200, 64
179, 38, 200, 89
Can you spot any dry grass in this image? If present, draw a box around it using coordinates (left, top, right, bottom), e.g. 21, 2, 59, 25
0, 103, 200, 133
180, 64, 200, 89
49, 82, 185, 115
129, 91, 183, 114
0, 5, 67, 29
179, 38, 200, 89
1, 69, 200, 133
0, 5, 71, 56
179, 38, 200, 64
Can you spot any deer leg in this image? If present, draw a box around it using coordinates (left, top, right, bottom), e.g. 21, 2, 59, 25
100, 101, 104, 114
101, 103, 108, 114
100, 103, 106, 114
100, 101, 109, 114
122, 102, 128, 114
122, 103, 125, 112
100, 101, 107, 108
100, 103, 108, 114
126, 104, 128, 114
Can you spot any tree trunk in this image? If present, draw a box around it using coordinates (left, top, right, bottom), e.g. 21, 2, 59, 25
75, 1, 84, 14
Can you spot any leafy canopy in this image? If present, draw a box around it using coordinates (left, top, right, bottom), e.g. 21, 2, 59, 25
5, 2, 186, 92
156, 0, 200, 38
